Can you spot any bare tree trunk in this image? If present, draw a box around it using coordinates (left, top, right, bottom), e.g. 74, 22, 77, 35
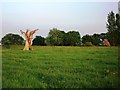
23, 40, 30, 50
20, 29, 38, 50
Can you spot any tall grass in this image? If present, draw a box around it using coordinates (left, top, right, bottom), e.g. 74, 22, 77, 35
2, 46, 118, 88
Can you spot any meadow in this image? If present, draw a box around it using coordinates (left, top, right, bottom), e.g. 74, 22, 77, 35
2, 46, 118, 88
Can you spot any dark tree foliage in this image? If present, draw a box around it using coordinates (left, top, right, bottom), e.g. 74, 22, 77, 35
115, 13, 120, 45
32, 36, 46, 46
82, 33, 109, 46
92, 34, 100, 46
60, 31, 66, 46
106, 11, 120, 46
1, 33, 24, 45
45, 28, 64, 46
82, 34, 93, 45
100, 33, 107, 40
66, 31, 81, 46
45, 28, 81, 46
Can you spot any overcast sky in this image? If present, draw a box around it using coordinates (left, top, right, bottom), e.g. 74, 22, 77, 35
1, 1, 119, 40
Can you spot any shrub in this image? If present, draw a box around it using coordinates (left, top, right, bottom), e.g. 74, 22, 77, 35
84, 42, 93, 46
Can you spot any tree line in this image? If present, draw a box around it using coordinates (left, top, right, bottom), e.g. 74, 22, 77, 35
1, 11, 120, 46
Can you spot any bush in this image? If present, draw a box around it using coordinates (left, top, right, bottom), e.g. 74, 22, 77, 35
84, 42, 93, 46
1, 33, 24, 45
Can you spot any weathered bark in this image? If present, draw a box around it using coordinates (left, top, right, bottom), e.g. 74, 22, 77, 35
20, 29, 38, 50
23, 40, 30, 50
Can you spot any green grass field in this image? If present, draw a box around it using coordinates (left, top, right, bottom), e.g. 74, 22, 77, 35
2, 46, 118, 88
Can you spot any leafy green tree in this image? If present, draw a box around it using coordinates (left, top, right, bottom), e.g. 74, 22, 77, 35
82, 34, 93, 45
82, 33, 109, 46
32, 36, 46, 46
60, 31, 66, 46
106, 11, 120, 46
115, 13, 120, 45
100, 33, 107, 40
45, 28, 64, 46
92, 34, 100, 46
63, 33, 69, 46
1, 33, 24, 45
66, 31, 81, 46
45, 28, 81, 46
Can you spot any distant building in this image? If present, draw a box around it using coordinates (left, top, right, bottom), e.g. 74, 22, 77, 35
103, 39, 110, 46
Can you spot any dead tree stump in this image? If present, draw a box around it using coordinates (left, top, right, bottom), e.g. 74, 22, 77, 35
20, 29, 38, 50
